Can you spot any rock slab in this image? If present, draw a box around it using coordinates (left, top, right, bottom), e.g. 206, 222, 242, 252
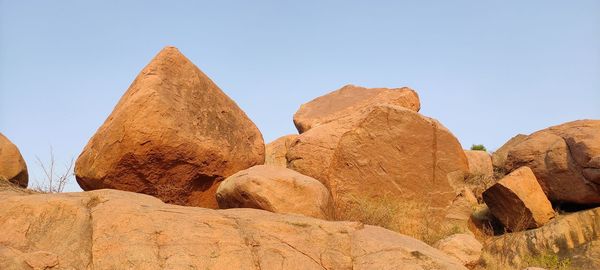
75, 47, 264, 208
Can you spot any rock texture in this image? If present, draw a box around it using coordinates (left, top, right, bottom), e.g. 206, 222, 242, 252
482, 167, 555, 231
0, 133, 28, 188
434, 233, 482, 267
293, 85, 420, 133
265, 135, 297, 167
464, 150, 493, 178
288, 104, 469, 221
486, 206, 600, 269
0, 186, 467, 269
75, 47, 264, 208
216, 165, 333, 219
491, 134, 527, 169
504, 120, 600, 204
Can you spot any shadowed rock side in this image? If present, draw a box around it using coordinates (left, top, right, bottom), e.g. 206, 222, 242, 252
288, 104, 469, 222
0, 187, 466, 270
504, 120, 600, 204
293, 85, 420, 133
0, 133, 28, 188
75, 47, 264, 208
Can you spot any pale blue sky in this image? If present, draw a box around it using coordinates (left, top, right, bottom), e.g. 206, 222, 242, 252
1, 1, 599, 192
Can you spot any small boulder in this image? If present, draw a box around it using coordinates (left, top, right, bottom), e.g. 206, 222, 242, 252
504, 120, 600, 204
293, 84, 420, 133
216, 165, 334, 219
465, 150, 493, 178
265, 135, 298, 167
434, 233, 482, 267
0, 133, 28, 188
482, 167, 554, 231
75, 47, 264, 208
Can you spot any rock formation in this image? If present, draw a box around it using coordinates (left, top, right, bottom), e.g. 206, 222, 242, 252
464, 150, 493, 178
434, 233, 482, 267
288, 104, 469, 222
0, 186, 467, 269
482, 167, 555, 231
293, 85, 420, 133
504, 120, 600, 204
0, 133, 28, 188
491, 134, 527, 169
75, 47, 264, 208
264, 135, 297, 167
216, 165, 333, 219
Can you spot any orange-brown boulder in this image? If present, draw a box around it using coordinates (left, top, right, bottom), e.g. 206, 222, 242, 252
465, 150, 493, 178
0, 133, 28, 188
491, 134, 527, 169
482, 166, 555, 231
0, 185, 467, 269
293, 84, 420, 133
288, 104, 469, 220
264, 135, 297, 167
216, 165, 333, 219
75, 47, 264, 208
504, 120, 600, 204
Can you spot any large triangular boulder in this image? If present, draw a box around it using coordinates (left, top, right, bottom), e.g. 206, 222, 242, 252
293, 85, 420, 133
75, 47, 264, 208
0, 133, 28, 188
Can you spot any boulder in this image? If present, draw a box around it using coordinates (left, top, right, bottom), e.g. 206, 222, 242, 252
75, 46, 264, 208
288, 104, 469, 223
504, 120, 600, 204
482, 167, 555, 231
264, 135, 297, 167
486, 206, 600, 269
216, 165, 333, 219
293, 84, 420, 133
0, 186, 467, 269
434, 233, 482, 267
0, 133, 28, 188
491, 134, 527, 169
465, 150, 493, 178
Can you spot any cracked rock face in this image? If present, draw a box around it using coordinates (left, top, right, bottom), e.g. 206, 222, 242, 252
75, 46, 264, 208
287, 105, 469, 220
0, 133, 28, 188
0, 187, 466, 269
293, 85, 420, 134
504, 120, 600, 204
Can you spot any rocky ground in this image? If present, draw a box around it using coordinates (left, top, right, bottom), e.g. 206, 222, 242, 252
0, 46, 598, 269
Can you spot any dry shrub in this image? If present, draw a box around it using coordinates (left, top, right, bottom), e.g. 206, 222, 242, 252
334, 194, 463, 245
464, 173, 495, 203
31, 147, 74, 193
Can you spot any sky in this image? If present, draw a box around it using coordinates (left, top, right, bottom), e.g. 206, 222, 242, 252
1, 1, 599, 192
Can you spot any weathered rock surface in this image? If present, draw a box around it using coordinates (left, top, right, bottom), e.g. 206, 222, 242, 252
0, 187, 467, 269
216, 165, 333, 219
465, 150, 493, 178
0, 133, 28, 188
293, 85, 420, 133
434, 233, 482, 267
482, 167, 555, 231
504, 120, 600, 204
486, 206, 600, 269
75, 47, 264, 208
288, 104, 469, 222
265, 135, 297, 167
491, 134, 527, 170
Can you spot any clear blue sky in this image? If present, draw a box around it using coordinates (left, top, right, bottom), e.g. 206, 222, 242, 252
1, 1, 599, 192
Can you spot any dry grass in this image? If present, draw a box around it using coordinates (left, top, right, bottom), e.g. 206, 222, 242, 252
463, 173, 495, 203
334, 194, 464, 245
31, 147, 74, 193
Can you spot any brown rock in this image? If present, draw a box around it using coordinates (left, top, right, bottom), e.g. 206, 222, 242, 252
216, 165, 334, 219
293, 84, 420, 133
75, 47, 264, 208
264, 135, 297, 167
482, 167, 555, 231
0, 186, 467, 269
288, 104, 469, 222
504, 120, 600, 204
491, 134, 527, 169
0, 133, 28, 188
434, 233, 482, 267
465, 150, 493, 178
